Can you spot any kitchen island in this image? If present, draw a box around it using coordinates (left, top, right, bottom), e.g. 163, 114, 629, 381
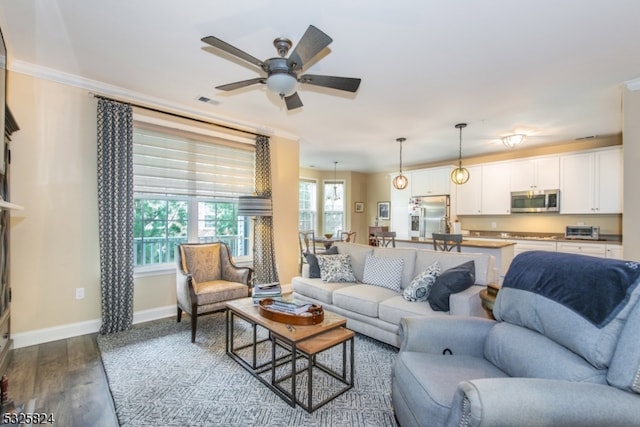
395, 238, 515, 280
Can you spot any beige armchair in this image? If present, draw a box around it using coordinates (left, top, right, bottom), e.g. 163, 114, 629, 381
176, 242, 252, 342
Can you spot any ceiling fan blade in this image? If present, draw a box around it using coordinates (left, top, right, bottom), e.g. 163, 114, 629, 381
215, 77, 265, 91
299, 74, 361, 92
201, 36, 264, 68
284, 92, 303, 110
287, 25, 332, 70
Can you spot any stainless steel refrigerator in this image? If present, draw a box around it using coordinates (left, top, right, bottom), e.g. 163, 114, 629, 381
409, 195, 450, 238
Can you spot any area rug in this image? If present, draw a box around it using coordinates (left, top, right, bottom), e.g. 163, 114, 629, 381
97, 312, 399, 426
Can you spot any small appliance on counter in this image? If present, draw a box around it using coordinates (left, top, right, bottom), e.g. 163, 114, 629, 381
565, 225, 600, 240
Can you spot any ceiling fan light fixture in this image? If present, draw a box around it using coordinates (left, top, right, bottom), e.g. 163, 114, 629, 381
502, 134, 526, 148
266, 72, 298, 97
393, 137, 409, 190
451, 123, 470, 185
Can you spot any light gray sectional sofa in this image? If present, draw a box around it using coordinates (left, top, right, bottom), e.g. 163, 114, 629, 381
292, 242, 497, 347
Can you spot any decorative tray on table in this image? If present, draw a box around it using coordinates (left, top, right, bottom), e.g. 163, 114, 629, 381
258, 298, 324, 325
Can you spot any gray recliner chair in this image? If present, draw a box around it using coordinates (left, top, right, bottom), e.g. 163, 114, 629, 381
392, 250, 640, 426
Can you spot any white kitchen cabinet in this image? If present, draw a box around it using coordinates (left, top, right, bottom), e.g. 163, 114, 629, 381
481, 163, 511, 215
455, 165, 482, 215
512, 239, 557, 256
509, 156, 559, 192
605, 244, 624, 260
390, 180, 410, 239
560, 147, 622, 214
410, 167, 452, 196
556, 242, 607, 258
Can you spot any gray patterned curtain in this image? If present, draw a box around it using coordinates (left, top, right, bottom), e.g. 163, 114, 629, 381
96, 99, 134, 334
254, 135, 279, 283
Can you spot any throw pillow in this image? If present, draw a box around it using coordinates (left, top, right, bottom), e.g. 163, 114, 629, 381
403, 261, 441, 302
317, 254, 357, 282
304, 245, 338, 278
428, 260, 476, 311
362, 254, 404, 292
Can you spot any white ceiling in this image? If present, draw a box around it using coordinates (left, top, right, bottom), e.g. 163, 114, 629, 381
1, 0, 639, 173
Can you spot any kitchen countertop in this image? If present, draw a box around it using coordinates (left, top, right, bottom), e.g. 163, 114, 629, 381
465, 232, 622, 245
396, 237, 515, 249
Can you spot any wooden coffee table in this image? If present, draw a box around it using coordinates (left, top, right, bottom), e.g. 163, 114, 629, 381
225, 298, 354, 410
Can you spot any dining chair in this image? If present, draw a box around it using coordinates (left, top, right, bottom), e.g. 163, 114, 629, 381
299, 230, 316, 273
339, 231, 357, 243
375, 231, 396, 248
431, 233, 463, 252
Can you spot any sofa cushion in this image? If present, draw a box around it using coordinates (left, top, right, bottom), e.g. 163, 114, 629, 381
428, 261, 475, 311
362, 254, 404, 292
402, 261, 441, 302
333, 284, 398, 317
372, 247, 417, 289
304, 245, 338, 278
393, 351, 508, 427
484, 322, 607, 384
333, 242, 374, 282
379, 295, 442, 325
291, 276, 354, 305
317, 254, 357, 282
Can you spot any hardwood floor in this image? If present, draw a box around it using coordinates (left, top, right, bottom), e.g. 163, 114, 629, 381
4, 334, 119, 426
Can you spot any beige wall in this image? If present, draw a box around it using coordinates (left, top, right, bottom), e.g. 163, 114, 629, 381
299, 167, 369, 245
7, 72, 300, 343
623, 88, 640, 260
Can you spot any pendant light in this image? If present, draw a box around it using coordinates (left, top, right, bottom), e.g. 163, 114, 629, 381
393, 137, 409, 190
451, 123, 470, 185
327, 161, 341, 202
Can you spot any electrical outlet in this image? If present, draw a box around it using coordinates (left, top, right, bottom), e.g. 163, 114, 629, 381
491, 221, 497, 229
75, 288, 85, 300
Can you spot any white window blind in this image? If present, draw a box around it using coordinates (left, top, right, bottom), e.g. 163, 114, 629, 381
133, 121, 256, 198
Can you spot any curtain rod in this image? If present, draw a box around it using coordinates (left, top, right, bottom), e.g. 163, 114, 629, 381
89, 92, 262, 138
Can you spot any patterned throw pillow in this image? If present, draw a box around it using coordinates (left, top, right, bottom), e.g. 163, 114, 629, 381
317, 254, 357, 282
362, 254, 404, 292
304, 245, 339, 278
403, 261, 441, 302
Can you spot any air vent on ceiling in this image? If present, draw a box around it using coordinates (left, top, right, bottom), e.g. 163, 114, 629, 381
196, 96, 219, 105
575, 135, 597, 140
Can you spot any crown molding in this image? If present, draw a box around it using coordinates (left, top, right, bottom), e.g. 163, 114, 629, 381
7, 60, 299, 141
624, 77, 640, 91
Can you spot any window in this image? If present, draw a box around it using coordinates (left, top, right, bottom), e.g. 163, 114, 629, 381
323, 180, 345, 235
133, 116, 255, 270
299, 179, 317, 231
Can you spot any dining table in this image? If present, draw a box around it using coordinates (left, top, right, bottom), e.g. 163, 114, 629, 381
314, 236, 342, 250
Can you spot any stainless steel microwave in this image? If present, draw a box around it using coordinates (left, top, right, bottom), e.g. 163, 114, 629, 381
510, 189, 559, 213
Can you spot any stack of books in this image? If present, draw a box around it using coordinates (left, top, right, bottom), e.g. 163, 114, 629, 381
252, 282, 283, 304
265, 300, 312, 315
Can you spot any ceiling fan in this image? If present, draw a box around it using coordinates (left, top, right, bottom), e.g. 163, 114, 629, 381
201, 25, 361, 110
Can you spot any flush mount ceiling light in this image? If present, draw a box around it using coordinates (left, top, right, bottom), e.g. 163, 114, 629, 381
451, 123, 470, 185
502, 134, 526, 148
393, 137, 409, 190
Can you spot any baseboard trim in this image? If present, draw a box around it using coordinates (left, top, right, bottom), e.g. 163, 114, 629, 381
12, 305, 176, 349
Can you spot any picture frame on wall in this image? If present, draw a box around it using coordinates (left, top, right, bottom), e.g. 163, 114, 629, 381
377, 201, 390, 220
354, 201, 364, 213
